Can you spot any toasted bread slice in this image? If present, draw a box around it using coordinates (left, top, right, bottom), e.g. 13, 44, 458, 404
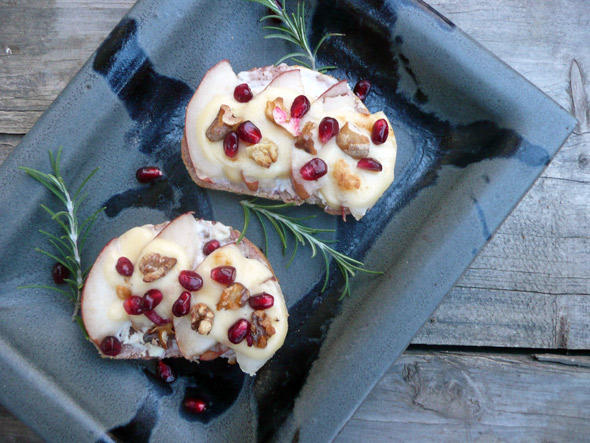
81, 213, 288, 375
182, 60, 397, 220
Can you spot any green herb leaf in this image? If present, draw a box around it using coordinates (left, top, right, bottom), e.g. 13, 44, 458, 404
239, 199, 382, 299
19, 147, 104, 326
243, 0, 342, 71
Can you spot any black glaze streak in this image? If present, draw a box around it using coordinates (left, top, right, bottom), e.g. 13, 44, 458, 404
255, 1, 552, 439
105, 370, 173, 443
93, 18, 213, 220
472, 198, 492, 241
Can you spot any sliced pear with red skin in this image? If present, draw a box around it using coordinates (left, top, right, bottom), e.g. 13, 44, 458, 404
261, 70, 304, 136
318, 80, 369, 115
81, 225, 161, 355
241, 171, 259, 192
184, 60, 240, 182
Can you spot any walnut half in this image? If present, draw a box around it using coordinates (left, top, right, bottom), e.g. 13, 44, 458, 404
206, 104, 243, 142
294, 122, 317, 155
191, 303, 215, 335
250, 310, 276, 348
138, 253, 177, 283
336, 122, 370, 159
246, 140, 278, 168
217, 282, 250, 311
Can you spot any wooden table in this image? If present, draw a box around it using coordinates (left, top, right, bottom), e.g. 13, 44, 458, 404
2, 1, 589, 441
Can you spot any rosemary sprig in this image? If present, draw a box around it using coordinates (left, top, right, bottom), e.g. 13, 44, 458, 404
238, 200, 381, 299
243, 0, 343, 72
18, 147, 105, 320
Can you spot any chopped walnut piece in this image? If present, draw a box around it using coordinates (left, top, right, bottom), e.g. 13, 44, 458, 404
206, 104, 243, 142
294, 122, 317, 155
145, 323, 175, 350
336, 122, 370, 159
191, 303, 215, 335
138, 253, 177, 283
250, 310, 276, 349
116, 285, 131, 300
216, 282, 250, 311
246, 140, 278, 168
333, 159, 361, 191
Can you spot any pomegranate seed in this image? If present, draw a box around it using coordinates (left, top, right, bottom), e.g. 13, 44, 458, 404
371, 119, 389, 144
300, 158, 328, 181
136, 166, 163, 183
178, 270, 203, 291
318, 117, 339, 144
210, 266, 236, 285
223, 131, 239, 158
248, 293, 274, 310
142, 289, 163, 311
100, 336, 122, 356
123, 295, 144, 315
203, 240, 220, 255
237, 121, 262, 144
144, 309, 170, 326
172, 291, 191, 317
290, 95, 310, 119
157, 360, 176, 383
183, 397, 207, 414
233, 83, 253, 103
353, 80, 372, 101
52, 263, 70, 284
357, 157, 383, 172
228, 319, 251, 344
115, 257, 134, 277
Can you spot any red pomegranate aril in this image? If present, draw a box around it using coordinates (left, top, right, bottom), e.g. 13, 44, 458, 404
291, 95, 311, 119
248, 293, 275, 310
223, 131, 239, 158
178, 270, 203, 291
123, 295, 144, 315
300, 158, 328, 181
183, 397, 207, 414
203, 239, 221, 256
157, 360, 176, 383
357, 157, 383, 172
210, 266, 236, 285
172, 291, 191, 317
228, 319, 251, 344
353, 79, 372, 101
233, 83, 253, 103
100, 336, 122, 356
142, 289, 163, 311
237, 121, 262, 144
371, 119, 389, 144
52, 262, 70, 284
136, 166, 163, 183
116, 257, 134, 276
318, 117, 339, 144
144, 309, 170, 326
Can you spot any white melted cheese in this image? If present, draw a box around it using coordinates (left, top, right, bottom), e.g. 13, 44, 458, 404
173, 244, 288, 375
187, 63, 397, 219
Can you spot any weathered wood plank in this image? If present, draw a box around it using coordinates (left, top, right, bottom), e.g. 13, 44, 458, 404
0, 0, 135, 133
0, 134, 21, 165
0, 404, 42, 443
338, 350, 590, 442
410, 0, 590, 349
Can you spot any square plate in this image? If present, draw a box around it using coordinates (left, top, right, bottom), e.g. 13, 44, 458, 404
0, 0, 575, 441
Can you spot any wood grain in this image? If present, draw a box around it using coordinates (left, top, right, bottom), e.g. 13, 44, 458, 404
337, 350, 590, 442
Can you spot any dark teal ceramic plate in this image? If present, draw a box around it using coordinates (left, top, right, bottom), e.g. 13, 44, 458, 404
0, 0, 575, 441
